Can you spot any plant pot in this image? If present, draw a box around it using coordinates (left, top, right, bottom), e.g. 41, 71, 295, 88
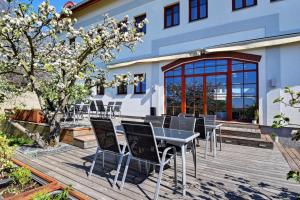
274, 136, 279, 143
252, 120, 257, 124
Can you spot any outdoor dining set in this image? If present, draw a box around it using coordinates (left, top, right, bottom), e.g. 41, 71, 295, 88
87, 112, 222, 200
64, 99, 122, 122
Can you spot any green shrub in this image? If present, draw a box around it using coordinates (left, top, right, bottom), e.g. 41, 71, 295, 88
0, 132, 35, 146
32, 186, 71, 200
9, 167, 32, 189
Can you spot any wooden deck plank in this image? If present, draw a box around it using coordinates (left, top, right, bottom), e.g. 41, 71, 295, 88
15, 142, 300, 200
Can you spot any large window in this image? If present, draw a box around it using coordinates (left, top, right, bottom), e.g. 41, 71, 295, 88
233, 0, 257, 10
134, 74, 146, 94
164, 58, 258, 121
164, 3, 180, 28
165, 67, 182, 115
135, 14, 146, 34
189, 0, 207, 22
232, 60, 257, 121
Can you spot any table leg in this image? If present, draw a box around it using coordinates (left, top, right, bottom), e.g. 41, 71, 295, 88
213, 129, 217, 157
181, 144, 186, 196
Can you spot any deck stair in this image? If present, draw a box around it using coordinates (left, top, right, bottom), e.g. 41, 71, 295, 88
61, 120, 274, 150
217, 121, 274, 149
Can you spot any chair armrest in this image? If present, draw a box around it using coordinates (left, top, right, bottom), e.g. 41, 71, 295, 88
161, 146, 176, 164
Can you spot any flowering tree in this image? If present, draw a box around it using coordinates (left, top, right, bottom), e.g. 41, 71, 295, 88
272, 86, 300, 184
0, 0, 146, 147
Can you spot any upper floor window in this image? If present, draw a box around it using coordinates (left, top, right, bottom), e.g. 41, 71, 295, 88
135, 14, 147, 34
134, 74, 146, 94
233, 0, 257, 11
96, 85, 105, 95
189, 0, 207, 22
164, 3, 180, 28
117, 83, 127, 95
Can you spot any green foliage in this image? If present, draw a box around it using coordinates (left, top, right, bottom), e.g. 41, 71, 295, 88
287, 171, 300, 182
32, 186, 71, 200
270, 132, 277, 141
273, 86, 300, 184
9, 167, 32, 189
0, 134, 15, 177
0, 132, 35, 146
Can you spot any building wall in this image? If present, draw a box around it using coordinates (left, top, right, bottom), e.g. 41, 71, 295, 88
72, 0, 300, 126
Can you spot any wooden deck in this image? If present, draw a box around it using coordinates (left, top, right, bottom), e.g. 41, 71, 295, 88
16, 141, 300, 200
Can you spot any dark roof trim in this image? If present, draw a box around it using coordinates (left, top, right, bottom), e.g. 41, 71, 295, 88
70, 0, 101, 13
161, 52, 262, 72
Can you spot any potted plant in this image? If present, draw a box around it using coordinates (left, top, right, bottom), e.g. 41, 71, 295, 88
252, 109, 259, 124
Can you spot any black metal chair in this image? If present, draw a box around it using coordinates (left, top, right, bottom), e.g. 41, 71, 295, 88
169, 116, 197, 177
163, 115, 171, 128
205, 115, 222, 151
89, 100, 106, 118
105, 101, 115, 118
89, 118, 129, 188
113, 102, 122, 117
120, 121, 177, 200
144, 115, 165, 128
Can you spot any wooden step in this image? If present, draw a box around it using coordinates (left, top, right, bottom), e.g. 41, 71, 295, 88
73, 135, 97, 149
217, 121, 260, 129
60, 127, 93, 145
219, 134, 274, 149
221, 126, 261, 138
276, 142, 300, 171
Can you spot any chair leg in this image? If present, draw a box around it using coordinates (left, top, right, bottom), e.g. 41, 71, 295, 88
113, 154, 124, 189
89, 147, 99, 178
219, 128, 222, 151
120, 155, 132, 190
102, 151, 105, 169
154, 163, 164, 200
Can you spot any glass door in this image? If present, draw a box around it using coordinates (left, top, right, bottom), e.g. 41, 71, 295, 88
185, 76, 204, 115
206, 75, 227, 120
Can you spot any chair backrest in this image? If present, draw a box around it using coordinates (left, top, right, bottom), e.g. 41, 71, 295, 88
195, 117, 206, 139
144, 115, 165, 128
121, 121, 160, 164
178, 113, 186, 117
185, 113, 195, 118
95, 100, 105, 112
163, 115, 171, 128
170, 116, 196, 132
107, 101, 115, 110
90, 118, 121, 154
206, 115, 216, 126
89, 100, 97, 112
114, 102, 122, 112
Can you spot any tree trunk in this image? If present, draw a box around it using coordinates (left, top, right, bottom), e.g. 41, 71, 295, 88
48, 117, 62, 147
9, 120, 47, 148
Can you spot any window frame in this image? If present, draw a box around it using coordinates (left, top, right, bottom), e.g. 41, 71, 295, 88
117, 83, 127, 95
164, 3, 180, 29
232, 0, 257, 11
134, 74, 146, 94
96, 85, 105, 95
189, 0, 208, 22
135, 14, 147, 34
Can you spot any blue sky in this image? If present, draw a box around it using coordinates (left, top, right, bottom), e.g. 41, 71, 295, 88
22, 0, 80, 11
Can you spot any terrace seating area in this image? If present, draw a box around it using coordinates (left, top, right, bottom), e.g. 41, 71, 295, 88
15, 141, 300, 200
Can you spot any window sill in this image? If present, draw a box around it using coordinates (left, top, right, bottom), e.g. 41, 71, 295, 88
189, 16, 208, 23
164, 24, 180, 29
232, 4, 257, 12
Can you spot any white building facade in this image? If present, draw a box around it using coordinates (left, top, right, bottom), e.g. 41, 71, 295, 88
70, 0, 300, 126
